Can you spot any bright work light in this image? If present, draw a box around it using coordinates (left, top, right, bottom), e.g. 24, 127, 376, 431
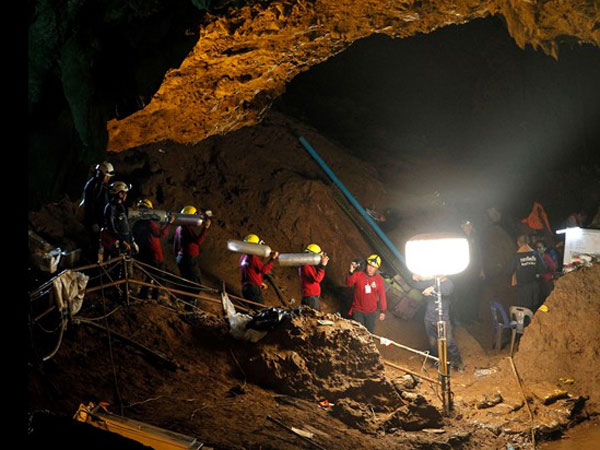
404, 232, 470, 416
405, 233, 470, 277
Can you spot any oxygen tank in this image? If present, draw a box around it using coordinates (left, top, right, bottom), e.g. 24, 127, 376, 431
170, 213, 204, 227
278, 253, 322, 266
128, 209, 168, 222
128, 210, 207, 227
227, 240, 272, 258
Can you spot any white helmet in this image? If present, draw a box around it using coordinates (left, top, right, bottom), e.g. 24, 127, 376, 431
109, 181, 130, 195
96, 161, 115, 177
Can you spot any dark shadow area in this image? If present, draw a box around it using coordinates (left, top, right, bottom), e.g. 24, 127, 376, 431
28, 1, 211, 208
275, 17, 600, 224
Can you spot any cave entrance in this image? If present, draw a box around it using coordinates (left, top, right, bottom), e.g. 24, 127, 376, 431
273, 16, 600, 360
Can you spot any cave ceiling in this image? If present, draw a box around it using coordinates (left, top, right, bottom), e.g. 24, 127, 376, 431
106, 0, 600, 152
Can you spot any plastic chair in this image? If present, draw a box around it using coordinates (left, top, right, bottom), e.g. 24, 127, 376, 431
509, 306, 534, 356
489, 301, 515, 350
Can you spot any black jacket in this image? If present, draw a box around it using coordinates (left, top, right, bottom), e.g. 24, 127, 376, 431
507, 247, 544, 285
103, 202, 132, 243
413, 278, 455, 322
83, 176, 109, 228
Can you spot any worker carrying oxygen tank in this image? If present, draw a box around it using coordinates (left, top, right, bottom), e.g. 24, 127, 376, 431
173, 205, 212, 291
239, 234, 279, 309
298, 244, 329, 311
345, 254, 386, 333
81, 161, 115, 260
100, 181, 138, 261
132, 199, 175, 299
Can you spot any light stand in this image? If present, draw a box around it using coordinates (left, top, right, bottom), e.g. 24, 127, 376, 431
405, 233, 470, 417
435, 276, 452, 414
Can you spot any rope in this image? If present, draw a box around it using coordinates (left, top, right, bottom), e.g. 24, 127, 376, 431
35, 319, 65, 334
132, 261, 185, 308
370, 332, 439, 363
131, 260, 265, 311
79, 305, 123, 322
41, 312, 67, 361
508, 356, 536, 449
134, 259, 217, 292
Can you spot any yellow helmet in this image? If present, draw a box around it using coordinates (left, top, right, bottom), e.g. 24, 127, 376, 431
137, 199, 153, 209
305, 244, 322, 254
181, 205, 197, 215
244, 234, 261, 244
366, 254, 382, 269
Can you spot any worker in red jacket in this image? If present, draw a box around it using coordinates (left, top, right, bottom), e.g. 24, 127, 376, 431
132, 199, 175, 299
239, 234, 279, 310
299, 243, 330, 311
346, 254, 386, 333
173, 205, 211, 297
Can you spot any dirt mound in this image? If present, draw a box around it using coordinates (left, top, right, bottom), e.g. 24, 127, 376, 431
241, 307, 442, 432
515, 264, 600, 409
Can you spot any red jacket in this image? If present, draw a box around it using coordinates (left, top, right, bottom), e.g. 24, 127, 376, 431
345, 271, 387, 315
174, 225, 209, 258
542, 253, 556, 282
299, 264, 326, 297
132, 220, 170, 262
240, 254, 274, 287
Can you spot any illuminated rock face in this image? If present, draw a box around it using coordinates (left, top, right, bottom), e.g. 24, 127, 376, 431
107, 0, 599, 151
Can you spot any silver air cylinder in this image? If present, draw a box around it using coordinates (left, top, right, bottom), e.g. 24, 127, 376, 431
227, 240, 272, 258
172, 213, 204, 227
278, 253, 321, 266
128, 209, 168, 222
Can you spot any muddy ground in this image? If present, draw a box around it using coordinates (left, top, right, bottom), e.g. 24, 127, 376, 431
27, 110, 600, 448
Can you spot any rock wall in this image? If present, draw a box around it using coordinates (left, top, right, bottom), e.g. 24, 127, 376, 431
107, 0, 600, 151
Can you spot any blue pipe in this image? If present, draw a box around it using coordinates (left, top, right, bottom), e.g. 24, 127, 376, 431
299, 135, 406, 265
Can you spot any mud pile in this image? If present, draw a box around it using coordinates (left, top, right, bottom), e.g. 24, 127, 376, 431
515, 264, 600, 409
230, 307, 442, 433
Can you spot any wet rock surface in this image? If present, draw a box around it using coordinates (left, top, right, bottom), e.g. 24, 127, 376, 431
106, 0, 600, 151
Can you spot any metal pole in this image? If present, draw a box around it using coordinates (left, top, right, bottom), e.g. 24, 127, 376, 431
123, 256, 130, 306
436, 276, 452, 414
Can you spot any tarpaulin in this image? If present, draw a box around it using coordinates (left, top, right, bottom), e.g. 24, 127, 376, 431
521, 202, 551, 233
52, 270, 89, 316
221, 292, 267, 343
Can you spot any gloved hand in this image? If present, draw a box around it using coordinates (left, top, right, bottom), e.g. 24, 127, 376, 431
422, 286, 435, 296
132, 241, 139, 255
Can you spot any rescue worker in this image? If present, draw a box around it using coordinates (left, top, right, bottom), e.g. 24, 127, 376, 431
132, 199, 175, 299
173, 205, 211, 293
299, 244, 330, 311
100, 181, 138, 261
534, 239, 556, 303
81, 161, 115, 260
412, 274, 464, 373
239, 234, 279, 310
507, 235, 545, 310
454, 219, 485, 325
346, 254, 386, 333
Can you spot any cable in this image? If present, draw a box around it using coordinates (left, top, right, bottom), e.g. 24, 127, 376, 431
79, 305, 122, 322
100, 262, 124, 416
134, 259, 217, 292
35, 319, 64, 334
